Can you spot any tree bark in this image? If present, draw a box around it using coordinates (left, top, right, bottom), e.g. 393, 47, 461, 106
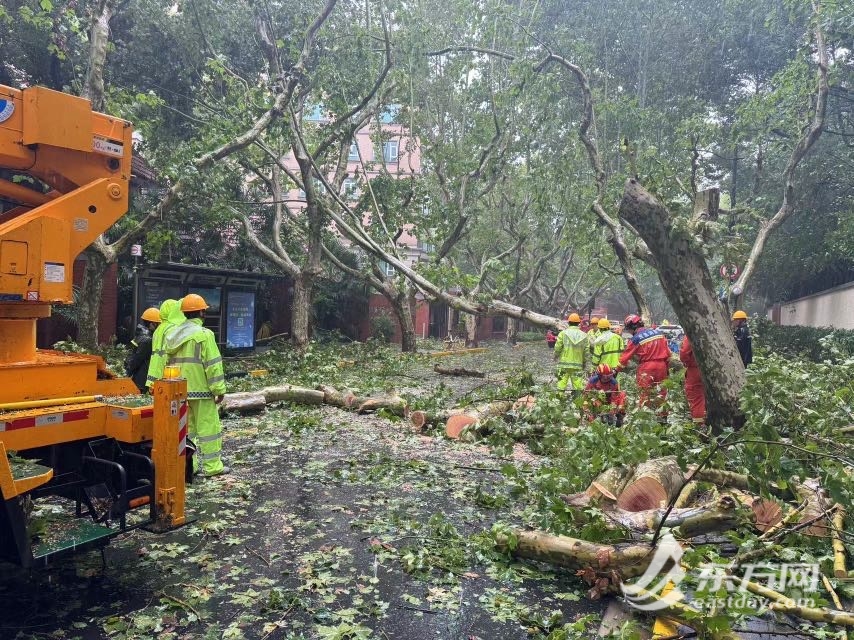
463, 313, 479, 347
77, 251, 109, 347
387, 286, 417, 353
618, 179, 746, 431
495, 529, 656, 580
81, 0, 115, 113
505, 316, 518, 344
445, 400, 514, 438
291, 273, 313, 347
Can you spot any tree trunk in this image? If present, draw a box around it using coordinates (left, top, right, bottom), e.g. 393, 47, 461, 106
505, 316, 518, 344
445, 399, 514, 438
77, 251, 109, 348
291, 273, 313, 347
81, 0, 115, 112
387, 286, 417, 353
464, 313, 479, 347
618, 179, 746, 431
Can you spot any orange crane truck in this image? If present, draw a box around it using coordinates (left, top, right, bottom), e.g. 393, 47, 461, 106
0, 84, 189, 567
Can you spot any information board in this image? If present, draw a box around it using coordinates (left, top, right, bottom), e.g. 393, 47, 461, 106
139, 280, 184, 314
225, 290, 255, 349
188, 287, 221, 314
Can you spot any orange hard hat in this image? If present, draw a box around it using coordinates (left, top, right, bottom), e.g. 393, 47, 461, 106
181, 293, 209, 312
590, 316, 600, 324
596, 363, 613, 376
732, 310, 748, 320
567, 313, 581, 323
597, 318, 611, 330
141, 307, 162, 323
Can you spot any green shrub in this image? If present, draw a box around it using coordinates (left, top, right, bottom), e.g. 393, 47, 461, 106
753, 317, 854, 362
516, 331, 546, 343
370, 311, 396, 343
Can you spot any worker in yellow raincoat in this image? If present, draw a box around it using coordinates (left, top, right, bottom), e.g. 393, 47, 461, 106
146, 299, 186, 390
164, 294, 227, 477
554, 313, 591, 392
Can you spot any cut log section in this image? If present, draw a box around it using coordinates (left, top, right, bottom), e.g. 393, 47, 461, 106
725, 489, 783, 532
561, 466, 636, 507
795, 478, 832, 537
445, 400, 514, 439
433, 365, 485, 378
219, 392, 266, 414
616, 456, 684, 512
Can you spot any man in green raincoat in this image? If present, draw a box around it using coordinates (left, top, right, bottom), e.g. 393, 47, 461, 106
554, 313, 591, 392
164, 294, 227, 477
146, 299, 186, 390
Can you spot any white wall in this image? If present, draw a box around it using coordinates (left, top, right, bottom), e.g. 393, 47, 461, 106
774, 282, 854, 330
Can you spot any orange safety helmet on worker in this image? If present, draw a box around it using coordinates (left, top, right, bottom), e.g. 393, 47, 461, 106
554, 313, 589, 392
583, 363, 626, 426
618, 314, 671, 412
679, 335, 706, 424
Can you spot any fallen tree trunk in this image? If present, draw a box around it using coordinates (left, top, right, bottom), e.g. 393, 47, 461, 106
317, 384, 408, 416
616, 456, 684, 511
264, 385, 325, 405
216, 383, 407, 416
445, 400, 515, 439
601, 496, 740, 537
495, 529, 655, 580
433, 365, 485, 378
725, 489, 784, 533
219, 392, 267, 414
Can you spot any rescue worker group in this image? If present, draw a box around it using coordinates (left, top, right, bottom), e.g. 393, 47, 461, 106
124, 295, 228, 477
124, 300, 754, 474
550, 311, 753, 427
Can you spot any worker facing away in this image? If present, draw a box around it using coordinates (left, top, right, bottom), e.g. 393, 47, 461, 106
164, 294, 227, 477
125, 307, 161, 393
679, 335, 706, 425
732, 310, 753, 367
583, 364, 626, 427
147, 299, 186, 389
618, 314, 671, 414
591, 318, 625, 369
554, 313, 590, 392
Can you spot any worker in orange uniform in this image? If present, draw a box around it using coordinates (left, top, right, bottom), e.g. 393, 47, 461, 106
164, 294, 228, 477
125, 307, 161, 392
583, 364, 626, 427
618, 314, 671, 415
679, 335, 706, 425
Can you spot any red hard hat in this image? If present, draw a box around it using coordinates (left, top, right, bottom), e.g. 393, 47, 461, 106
597, 364, 613, 376
624, 314, 643, 329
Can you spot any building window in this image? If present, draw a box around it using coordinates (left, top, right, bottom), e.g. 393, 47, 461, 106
342, 178, 358, 199
417, 239, 435, 253
383, 140, 399, 163
492, 316, 506, 332
348, 142, 359, 161
379, 260, 395, 277
297, 189, 306, 201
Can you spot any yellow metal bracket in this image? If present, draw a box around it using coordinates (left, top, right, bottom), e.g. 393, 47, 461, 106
150, 378, 188, 531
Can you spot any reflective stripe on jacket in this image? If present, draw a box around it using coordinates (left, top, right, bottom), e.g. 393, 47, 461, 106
554, 326, 590, 370
619, 328, 671, 368
164, 318, 226, 397
592, 331, 625, 368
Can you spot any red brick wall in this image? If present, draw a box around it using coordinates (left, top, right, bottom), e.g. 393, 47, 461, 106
361, 293, 429, 344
